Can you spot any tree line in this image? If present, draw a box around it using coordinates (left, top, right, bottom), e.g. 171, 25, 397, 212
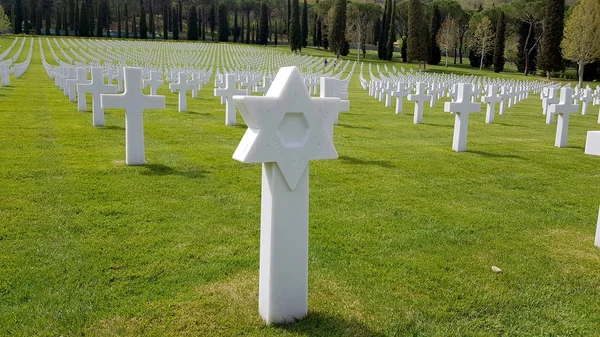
2, 0, 600, 82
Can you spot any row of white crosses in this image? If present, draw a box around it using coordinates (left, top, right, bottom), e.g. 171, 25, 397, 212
0, 37, 35, 86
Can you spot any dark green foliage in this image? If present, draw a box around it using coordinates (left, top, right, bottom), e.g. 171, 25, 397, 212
45, 8, 51, 35
322, 23, 328, 49
178, 1, 183, 32
493, 11, 506, 73
36, 7, 42, 35
79, 2, 89, 37
117, 4, 121, 38
61, 6, 66, 35
407, 0, 427, 64
289, 0, 301, 52
149, 4, 155, 39
329, 0, 347, 57
188, 5, 198, 40
516, 21, 537, 74
340, 39, 350, 56
55, 6, 60, 35
233, 10, 239, 42
133, 12, 137, 38
218, 3, 228, 42
301, 0, 308, 48
163, 3, 168, 39
96, 1, 103, 37
315, 17, 322, 48
172, 7, 179, 40
385, 0, 396, 61
125, 4, 129, 38
74, 1, 79, 34
378, 0, 390, 59
538, 0, 565, 76
312, 3, 318, 47
260, 2, 268, 45
209, 5, 215, 39
198, 7, 203, 40
139, 5, 147, 39
69, 0, 75, 29
287, 0, 291, 33
428, 4, 441, 65
401, 38, 407, 62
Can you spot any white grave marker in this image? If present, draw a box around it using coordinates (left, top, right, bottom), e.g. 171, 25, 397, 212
444, 83, 481, 152
215, 74, 247, 126
407, 83, 432, 124
548, 86, 579, 148
169, 72, 195, 112
77, 67, 118, 126
101, 67, 166, 165
232, 66, 340, 324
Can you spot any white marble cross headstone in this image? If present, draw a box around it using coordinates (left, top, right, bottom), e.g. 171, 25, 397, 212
444, 83, 481, 152
548, 86, 579, 148
407, 83, 432, 124
77, 67, 118, 126
390, 82, 407, 115
169, 72, 196, 112
320, 77, 350, 136
214, 74, 248, 126
481, 85, 501, 124
143, 71, 163, 96
232, 66, 340, 325
101, 67, 166, 165
66, 67, 90, 104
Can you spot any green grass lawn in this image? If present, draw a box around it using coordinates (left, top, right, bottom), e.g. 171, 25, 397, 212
1, 36, 600, 336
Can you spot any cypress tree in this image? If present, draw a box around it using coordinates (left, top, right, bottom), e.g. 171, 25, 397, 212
287, 0, 291, 34
312, 1, 318, 47
428, 4, 441, 65
218, 3, 228, 41
172, 7, 179, 40
35, 7, 41, 35
301, 0, 308, 48
163, 3, 168, 39
69, 0, 75, 29
373, 17, 381, 47
139, 5, 147, 39
209, 5, 215, 40
385, 0, 396, 61
55, 6, 60, 35
329, 0, 347, 58
322, 23, 328, 49
274, 21, 278, 44
117, 4, 121, 38
61, 6, 66, 35
96, 2, 102, 37
133, 12, 137, 38
289, 0, 301, 52
378, 0, 389, 59
45, 8, 51, 35
149, 4, 155, 39
188, 4, 198, 40
125, 4, 129, 38
78, 3, 88, 36
407, 0, 427, 67
493, 11, 506, 73
260, 2, 269, 45
316, 17, 322, 48
198, 7, 203, 40
178, 1, 183, 32
538, 0, 565, 78
233, 9, 238, 42
74, 1, 79, 34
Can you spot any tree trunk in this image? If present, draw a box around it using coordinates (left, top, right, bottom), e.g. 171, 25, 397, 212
578, 62, 584, 86
445, 48, 448, 67
523, 22, 533, 76
459, 39, 463, 64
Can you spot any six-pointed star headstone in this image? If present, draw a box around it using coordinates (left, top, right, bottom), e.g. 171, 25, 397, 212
232, 66, 340, 325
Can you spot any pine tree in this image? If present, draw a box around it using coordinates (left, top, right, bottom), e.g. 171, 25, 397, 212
259, 2, 269, 45
117, 4, 122, 38
493, 11, 506, 73
289, 0, 301, 52
385, 0, 396, 61
329, 0, 347, 58
218, 3, 228, 41
301, 0, 308, 48
538, 0, 565, 78
188, 4, 198, 40
378, 0, 389, 59
139, 5, 147, 39
428, 4, 441, 65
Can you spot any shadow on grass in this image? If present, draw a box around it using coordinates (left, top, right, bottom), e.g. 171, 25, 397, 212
142, 164, 209, 179
495, 122, 528, 128
186, 111, 210, 115
422, 122, 452, 128
468, 150, 526, 160
274, 312, 386, 337
338, 123, 372, 130
101, 125, 125, 131
339, 155, 395, 168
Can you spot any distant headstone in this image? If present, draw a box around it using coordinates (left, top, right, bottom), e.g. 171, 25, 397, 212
214, 74, 247, 126
77, 67, 118, 126
407, 83, 432, 124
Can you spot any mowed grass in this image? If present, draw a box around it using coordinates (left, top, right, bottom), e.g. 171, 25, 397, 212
1, 36, 600, 336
